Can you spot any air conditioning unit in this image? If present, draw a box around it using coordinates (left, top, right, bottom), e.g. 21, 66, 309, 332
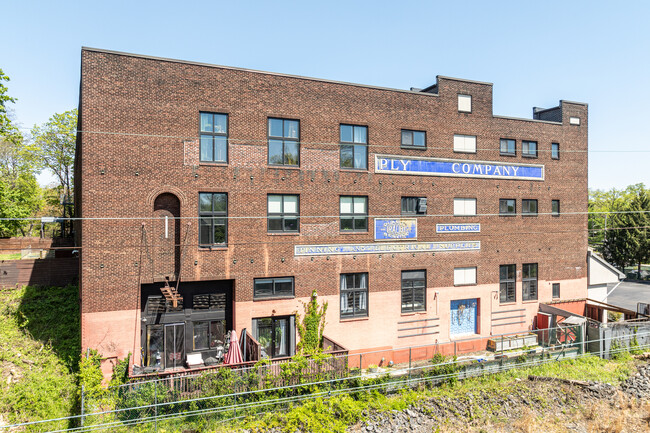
417, 198, 427, 214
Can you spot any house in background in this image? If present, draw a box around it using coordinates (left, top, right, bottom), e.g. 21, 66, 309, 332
585, 250, 625, 323
587, 250, 625, 304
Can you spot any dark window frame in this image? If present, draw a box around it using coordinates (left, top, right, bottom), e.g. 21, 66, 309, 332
522, 263, 538, 301
267, 194, 300, 233
268, 117, 300, 166
500, 264, 516, 303
401, 129, 427, 149
340, 196, 368, 232
254, 315, 293, 359
340, 124, 368, 170
401, 270, 426, 313
192, 319, 226, 351
522, 199, 538, 217
401, 197, 427, 216
500, 138, 516, 156
199, 192, 227, 246
551, 200, 560, 217
499, 198, 516, 216
552, 283, 560, 299
551, 142, 560, 160
254, 277, 295, 299
340, 272, 368, 318
522, 140, 538, 158
199, 112, 229, 163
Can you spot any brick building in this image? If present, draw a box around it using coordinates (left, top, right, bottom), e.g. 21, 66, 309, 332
75, 47, 588, 374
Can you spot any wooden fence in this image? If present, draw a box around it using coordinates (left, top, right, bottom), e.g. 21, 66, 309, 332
0, 257, 78, 288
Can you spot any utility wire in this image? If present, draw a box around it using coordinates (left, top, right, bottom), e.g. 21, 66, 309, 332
11, 127, 642, 153
0, 209, 649, 222
0, 225, 644, 252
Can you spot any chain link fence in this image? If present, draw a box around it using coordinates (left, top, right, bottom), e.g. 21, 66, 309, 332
4, 323, 649, 433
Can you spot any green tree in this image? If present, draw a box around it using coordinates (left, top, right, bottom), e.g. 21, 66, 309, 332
32, 109, 77, 233
0, 70, 43, 236
597, 185, 650, 273
0, 68, 17, 138
0, 173, 41, 236
626, 190, 650, 274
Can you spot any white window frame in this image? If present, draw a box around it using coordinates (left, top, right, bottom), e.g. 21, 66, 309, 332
458, 94, 472, 113
454, 267, 477, 286
453, 134, 477, 153
454, 198, 477, 216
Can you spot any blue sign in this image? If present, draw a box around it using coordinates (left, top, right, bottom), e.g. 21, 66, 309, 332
375, 155, 544, 181
375, 218, 417, 240
294, 241, 480, 256
436, 223, 481, 233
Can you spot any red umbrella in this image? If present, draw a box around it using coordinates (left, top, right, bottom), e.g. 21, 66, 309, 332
223, 330, 243, 365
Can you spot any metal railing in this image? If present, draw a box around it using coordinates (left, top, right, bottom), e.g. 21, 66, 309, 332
3, 323, 648, 433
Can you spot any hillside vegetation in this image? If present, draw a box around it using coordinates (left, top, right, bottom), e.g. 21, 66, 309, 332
0, 285, 79, 427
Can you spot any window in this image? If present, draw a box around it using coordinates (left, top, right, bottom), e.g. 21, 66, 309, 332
522, 140, 538, 157
268, 194, 299, 232
551, 142, 560, 159
522, 263, 538, 301
192, 320, 226, 351
500, 264, 516, 303
500, 138, 516, 156
454, 267, 477, 286
340, 196, 368, 232
199, 193, 227, 245
340, 124, 368, 169
401, 130, 426, 148
458, 94, 472, 112
200, 112, 228, 163
254, 316, 292, 358
254, 277, 294, 299
340, 273, 368, 318
453, 134, 477, 153
522, 199, 538, 216
268, 118, 299, 166
552, 283, 560, 299
401, 270, 426, 313
499, 199, 516, 216
401, 197, 427, 216
551, 200, 560, 216
454, 198, 477, 216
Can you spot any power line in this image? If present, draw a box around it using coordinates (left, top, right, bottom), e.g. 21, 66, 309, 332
0, 209, 649, 222
11, 126, 646, 153
0, 225, 644, 252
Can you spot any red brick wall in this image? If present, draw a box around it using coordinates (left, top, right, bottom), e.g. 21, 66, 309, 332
76, 49, 588, 346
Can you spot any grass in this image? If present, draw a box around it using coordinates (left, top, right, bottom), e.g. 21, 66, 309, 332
0, 285, 80, 429
0, 253, 21, 260
0, 285, 642, 432
214, 354, 640, 433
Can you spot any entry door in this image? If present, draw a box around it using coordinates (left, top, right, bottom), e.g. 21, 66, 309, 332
164, 323, 185, 369
450, 299, 478, 337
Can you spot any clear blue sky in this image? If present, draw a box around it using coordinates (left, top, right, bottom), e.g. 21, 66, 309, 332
2, 0, 648, 191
